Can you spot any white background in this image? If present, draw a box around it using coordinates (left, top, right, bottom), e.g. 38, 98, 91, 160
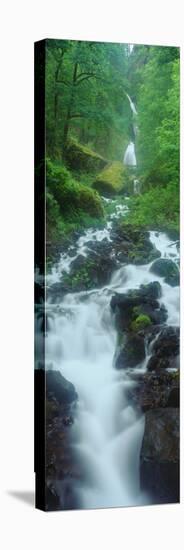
0, 1, 183, 548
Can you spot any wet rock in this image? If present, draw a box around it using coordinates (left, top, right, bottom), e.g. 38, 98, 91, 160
140, 408, 179, 503
147, 327, 179, 372
110, 282, 166, 331
110, 226, 160, 265
46, 388, 80, 510
166, 229, 179, 241
46, 370, 78, 405
45, 401, 81, 511
167, 386, 180, 407
130, 370, 179, 412
35, 367, 80, 511
62, 251, 117, 292
115, 333, 145, 369
150, 258, 179, 286
48, 282, 69, 301
155, 326, 180, 353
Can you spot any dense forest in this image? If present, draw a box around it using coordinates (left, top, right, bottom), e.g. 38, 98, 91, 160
45, 40, 179, 247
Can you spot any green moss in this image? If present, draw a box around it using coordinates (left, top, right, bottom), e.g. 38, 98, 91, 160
132, 306, 142, 316
63, 260, 95, 291
65, 138, 107, 172
131, 314, 152, 332
93, 161, 130, 196
47, 159, 104, 219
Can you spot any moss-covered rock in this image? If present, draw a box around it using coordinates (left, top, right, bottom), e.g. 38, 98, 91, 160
113, 224, 161, 265
47, 159, 104, 221
110, 282, 166, 331
65, 138, 107, 172
131, 314, 152, 332
62, 251, 117, 292
93, 161, 130, 196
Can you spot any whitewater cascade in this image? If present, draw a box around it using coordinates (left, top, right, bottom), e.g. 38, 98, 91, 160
123, 141, 137, 167
126, 93, 137, 115
43, 200, 179, 510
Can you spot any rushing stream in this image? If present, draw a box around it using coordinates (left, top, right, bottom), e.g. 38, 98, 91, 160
44, 199, 179, 509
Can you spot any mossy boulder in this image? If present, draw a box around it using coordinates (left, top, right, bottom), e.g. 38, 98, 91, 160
111, 281, 166, 331
47, 159, 104, 220
65, 138, 107, 172
131, 314, 152, 332
113, 225, 161, 265
150, 258, 179, 286
93, 161, 130, 196
62, 251, 117, 292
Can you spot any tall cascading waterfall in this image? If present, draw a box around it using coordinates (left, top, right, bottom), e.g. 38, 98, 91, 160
126, 93, 137, 115
44, 201, 180, 510
123, 94, 138, 168
124, 93, 141, 194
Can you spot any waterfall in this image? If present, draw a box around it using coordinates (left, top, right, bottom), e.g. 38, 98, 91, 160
123, 141, 137, 166
123, 93, 138, 167
45, 202, 179, 510
126, 93, 137, 115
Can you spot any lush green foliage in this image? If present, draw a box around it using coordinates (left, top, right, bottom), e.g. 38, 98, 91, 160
46, 159, 104, 240
123, 182, 179, 231
45, 41, 179, 241
136, 48, 179, 186
46, 39, 132, 159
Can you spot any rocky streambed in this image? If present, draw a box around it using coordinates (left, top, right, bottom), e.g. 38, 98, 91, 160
35, 197, 180, 510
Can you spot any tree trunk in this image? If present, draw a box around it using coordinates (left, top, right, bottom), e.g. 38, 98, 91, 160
62, 40, 81, 155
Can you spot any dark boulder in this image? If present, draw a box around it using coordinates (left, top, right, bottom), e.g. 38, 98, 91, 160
115, 333, 145, 369
147, 326, 179, 372
47, 282, 69, 301
167, 386, 180, 407
140, 408, 179, 503
111, 226, 161, 265
130, 370, 179, 412
63, 251, 117, 292
153, 326, 179, 356
150, 258, 179, 287
110, 282, 166, 331
46, 369, 78, 405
